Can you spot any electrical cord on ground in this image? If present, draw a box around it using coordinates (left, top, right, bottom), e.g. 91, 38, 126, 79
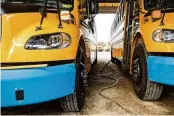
97, 60, 135, 115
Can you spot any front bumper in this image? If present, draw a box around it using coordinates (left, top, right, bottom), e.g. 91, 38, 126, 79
147, 56, 174, 86
1, 63, 76, 107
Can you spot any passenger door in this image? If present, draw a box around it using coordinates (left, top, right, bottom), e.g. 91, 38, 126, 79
123, 0, 134, 71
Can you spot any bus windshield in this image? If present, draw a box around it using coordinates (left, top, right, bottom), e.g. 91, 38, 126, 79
1, 0, 74, 11
144, 0, 174, 11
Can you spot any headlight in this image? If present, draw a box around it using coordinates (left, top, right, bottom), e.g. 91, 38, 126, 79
25, 33, 71, 50
152, 29, 174, 42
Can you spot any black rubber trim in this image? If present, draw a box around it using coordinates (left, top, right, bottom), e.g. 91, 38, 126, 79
148, 52, 174, 57
1, 4, 43, 14
1, 60, 74, 67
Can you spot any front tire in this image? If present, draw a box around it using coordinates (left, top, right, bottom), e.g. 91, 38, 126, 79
60, 48, 85, 112
132, 44, 163, 101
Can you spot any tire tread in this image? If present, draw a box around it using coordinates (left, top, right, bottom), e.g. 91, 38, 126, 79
133, 43, 163, 101
60, 92, 81, 112
143, 81, 163, 101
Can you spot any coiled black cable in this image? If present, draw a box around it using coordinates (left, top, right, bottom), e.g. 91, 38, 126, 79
98, 60, 135, 115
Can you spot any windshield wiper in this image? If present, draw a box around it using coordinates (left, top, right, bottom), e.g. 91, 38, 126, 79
56, 0, 63, 28
160, 0, 168, 26
35, 0, 48, 31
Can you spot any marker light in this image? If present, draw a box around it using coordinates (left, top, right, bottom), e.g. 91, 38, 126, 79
61, 11, 70, 21
151, 10, 162, 19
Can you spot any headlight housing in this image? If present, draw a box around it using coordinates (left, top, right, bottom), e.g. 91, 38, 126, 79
152, 29, 174, 42
25, 33, 71, 50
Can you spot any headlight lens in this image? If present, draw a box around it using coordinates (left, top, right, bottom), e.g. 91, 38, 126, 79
25, 33, 71, 49
152, 29, 174, 42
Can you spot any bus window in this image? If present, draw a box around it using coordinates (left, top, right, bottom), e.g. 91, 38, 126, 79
79, 0, 87, 15
133, 0, 140, 35
134, 0, 140, 19
120, 0, 126, 19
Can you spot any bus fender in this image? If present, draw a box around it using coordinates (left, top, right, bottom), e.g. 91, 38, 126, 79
78, 35, 91, 72
130, 32, 145, 74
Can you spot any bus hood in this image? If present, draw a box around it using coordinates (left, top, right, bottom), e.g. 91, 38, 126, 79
0, 11, 80, 63
142, 12, 174, 53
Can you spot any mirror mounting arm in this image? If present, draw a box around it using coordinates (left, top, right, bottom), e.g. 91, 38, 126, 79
56, 0, 63, 28
35, 0, 48, 31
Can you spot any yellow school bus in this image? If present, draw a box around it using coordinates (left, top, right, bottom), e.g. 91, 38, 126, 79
110, 0, 174, 100
1, 0, 98, 111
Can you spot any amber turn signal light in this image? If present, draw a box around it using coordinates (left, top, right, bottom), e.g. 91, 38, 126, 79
151, 10, 162, 19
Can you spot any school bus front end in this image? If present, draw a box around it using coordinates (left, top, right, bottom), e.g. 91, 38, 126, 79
132, 0, 174, 85
131, 0, 174, 100
0, 0, 89, 110
141, 12, 174, 86
110, 0, 174, 101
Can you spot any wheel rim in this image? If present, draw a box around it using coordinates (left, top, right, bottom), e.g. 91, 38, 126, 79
133, 57, 142, 89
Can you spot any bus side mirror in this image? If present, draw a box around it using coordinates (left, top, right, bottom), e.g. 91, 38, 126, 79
89, 0, 99, 15
133, 16, 139, 21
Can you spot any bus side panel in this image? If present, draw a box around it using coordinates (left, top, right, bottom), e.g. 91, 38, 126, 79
110, 18, 125, 60
1, 13, 80, 63
110, 1, 128, 61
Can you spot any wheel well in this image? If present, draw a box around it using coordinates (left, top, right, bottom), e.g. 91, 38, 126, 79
130, 32, 145, 74
79, 36, 87, 64
133, 32, 144, 45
